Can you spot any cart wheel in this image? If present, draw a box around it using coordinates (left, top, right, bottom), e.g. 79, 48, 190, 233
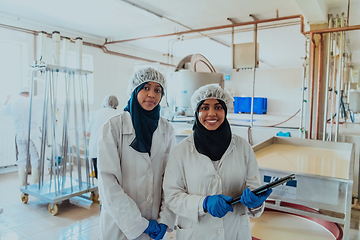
48, 204, 58, 216
21, 193, 28, 204
90, 192, 99, 202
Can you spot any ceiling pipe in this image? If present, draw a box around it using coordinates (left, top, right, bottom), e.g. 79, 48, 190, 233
0, 23, 37, 34
304, 24, 360, 35
0, 23, 174, 67
176, 21, 300, 41
117, 0, 229, 47
98, 42, 175, 67
105, 14, 305, 45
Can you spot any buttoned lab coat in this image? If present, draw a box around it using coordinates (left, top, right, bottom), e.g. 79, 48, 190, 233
163, 134, 264, 240
98, 111, 177, 240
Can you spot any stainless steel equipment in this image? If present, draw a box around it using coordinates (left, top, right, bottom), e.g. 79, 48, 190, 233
253, 136, 354, 240
168, 54, 224, 117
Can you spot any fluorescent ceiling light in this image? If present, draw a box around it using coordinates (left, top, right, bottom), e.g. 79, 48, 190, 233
114, 0, 163, 20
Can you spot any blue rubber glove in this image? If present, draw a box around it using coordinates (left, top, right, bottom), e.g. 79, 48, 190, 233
154, 223, 167, 240
203, 194, 234, 218
144, 220, 160, 239
240, 188, 272, 208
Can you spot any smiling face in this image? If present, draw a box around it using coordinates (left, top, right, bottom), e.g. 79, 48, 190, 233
137, 81, 163, 111
198, 99, 225, 131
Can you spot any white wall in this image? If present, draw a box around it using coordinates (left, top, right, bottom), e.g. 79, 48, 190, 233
0, 18, 175, 168
225, 68, 303, 116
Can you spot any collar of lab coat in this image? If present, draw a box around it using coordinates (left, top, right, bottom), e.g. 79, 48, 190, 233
186, 133, 236, 174
122, 111, 166, 159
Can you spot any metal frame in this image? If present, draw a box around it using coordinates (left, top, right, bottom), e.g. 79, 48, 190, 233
20, 64, 97, 215
253, 136, 354, 240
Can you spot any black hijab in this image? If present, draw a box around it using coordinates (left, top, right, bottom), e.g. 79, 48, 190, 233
124, 82, 163, 155
192, 99, 232, 161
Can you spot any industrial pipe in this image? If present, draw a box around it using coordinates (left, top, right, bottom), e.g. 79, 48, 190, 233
323, 15, 333, 141
304, 24, 360, 35
299, 37, 308, 139
0, 23, 174, 68
335, 14, 345, 142
308, 33, 316, 139
315, 34, 323, 140
105, 15, 305, 45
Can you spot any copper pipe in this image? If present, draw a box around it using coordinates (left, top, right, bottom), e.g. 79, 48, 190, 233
101, 44, 175, 67
315, 34, 323, 140
304, 24, 360, 35
175, 21, 300, 41
0, 23, 37, 34
0, 23, 173, 67
308, 33, 316, 139
105, 14, 305, 45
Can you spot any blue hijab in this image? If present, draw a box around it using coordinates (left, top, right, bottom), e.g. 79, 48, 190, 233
124, 82, 163, 155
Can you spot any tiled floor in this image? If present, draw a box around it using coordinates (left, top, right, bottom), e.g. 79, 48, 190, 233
0, 167, 176, 240
0, 168, 100, 240
0, 168, 359, 240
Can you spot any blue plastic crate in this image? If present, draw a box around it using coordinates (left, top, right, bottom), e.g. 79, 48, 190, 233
233, 97, 267, 114
234, 97, 251, 113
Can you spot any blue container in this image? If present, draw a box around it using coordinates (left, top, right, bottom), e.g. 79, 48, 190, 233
234, 97, 251, 113
254, 97, 267, 114
233, 97, 267, 114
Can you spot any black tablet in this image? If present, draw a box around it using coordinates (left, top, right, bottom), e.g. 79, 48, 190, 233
229, 173, 296, 205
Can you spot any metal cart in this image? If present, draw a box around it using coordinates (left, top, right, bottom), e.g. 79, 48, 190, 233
20, 63, 97, 215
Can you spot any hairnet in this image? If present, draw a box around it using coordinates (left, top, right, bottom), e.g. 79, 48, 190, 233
19, 86, 30, 94
190, 84, 233, 112
102, 95, 119, 109
127, 67, 166, 96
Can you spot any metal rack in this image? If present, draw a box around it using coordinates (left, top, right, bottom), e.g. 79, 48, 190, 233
20, 64, 97, 215
253, 136, 354, 240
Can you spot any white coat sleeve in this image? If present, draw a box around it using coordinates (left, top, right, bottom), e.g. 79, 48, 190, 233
98, 120, 148, 239
158, 128, 177, 230
163, 150, 206, 224
0, 102, 12, 116
244, 141, 265, 218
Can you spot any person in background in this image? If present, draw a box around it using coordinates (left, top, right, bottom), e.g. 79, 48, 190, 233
86, 95, 119, 179
98, 68, 176, 240
163, 84, 272, 240
0, 86, 43, 187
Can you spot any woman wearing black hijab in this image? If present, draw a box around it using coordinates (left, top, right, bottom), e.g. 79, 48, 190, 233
163, 84, 271, 240
98, 68, 176, 240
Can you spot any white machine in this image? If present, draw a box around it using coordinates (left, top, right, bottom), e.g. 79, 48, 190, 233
167, 54, 224, 117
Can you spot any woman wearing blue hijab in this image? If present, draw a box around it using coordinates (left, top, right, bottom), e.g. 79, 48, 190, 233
98, 68, 176, 240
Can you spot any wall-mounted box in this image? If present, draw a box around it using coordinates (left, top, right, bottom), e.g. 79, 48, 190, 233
233, 42, 259, 69
351, 69, 359, 84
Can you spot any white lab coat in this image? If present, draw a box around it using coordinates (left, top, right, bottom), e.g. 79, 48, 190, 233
0, 95, 43, 164
163, 134, 264, 240
86, 107, 119, 159
98, 111, 177, 240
